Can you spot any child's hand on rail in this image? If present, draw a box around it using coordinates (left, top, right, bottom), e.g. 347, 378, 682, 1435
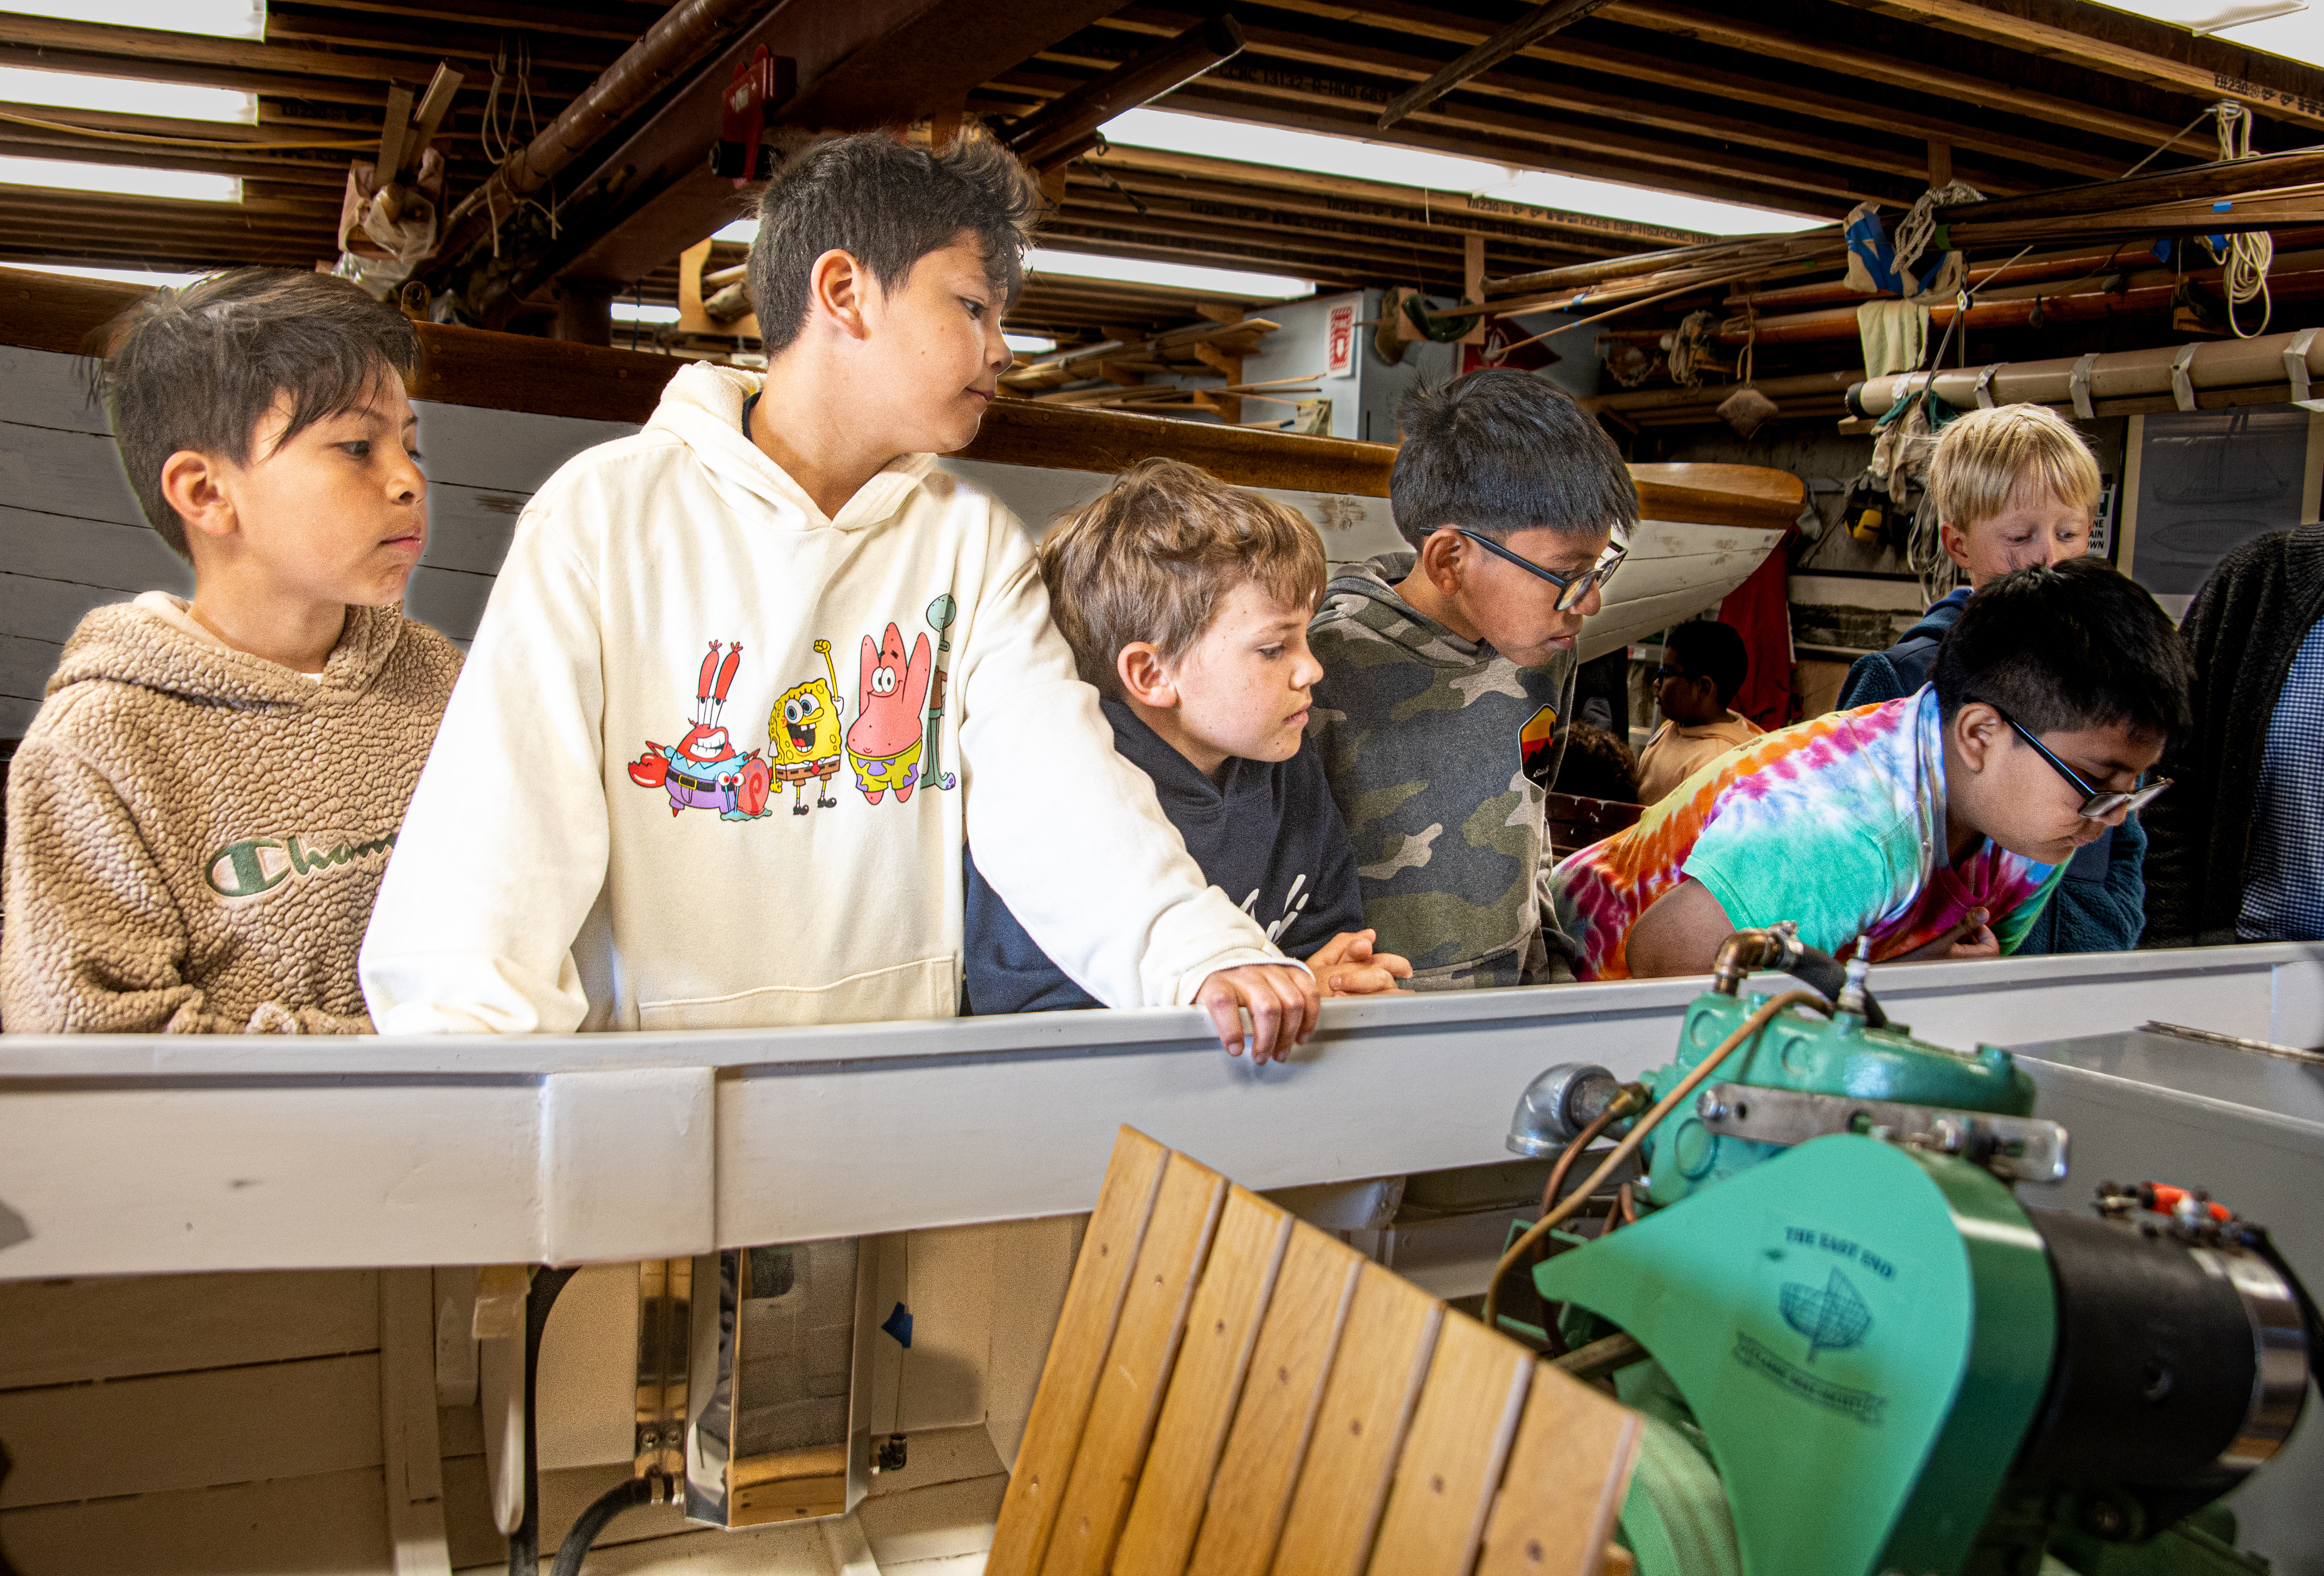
1894, 907, 1999, 963
1197, 964, 1321, 1063
1306, 930, 1414, 998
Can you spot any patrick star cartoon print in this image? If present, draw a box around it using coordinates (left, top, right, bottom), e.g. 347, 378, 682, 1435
626, 640, 773, 820
846, 622, 932, 805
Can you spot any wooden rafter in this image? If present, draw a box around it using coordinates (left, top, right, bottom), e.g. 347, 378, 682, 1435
1595, 0, 2190, 148
1826, 0, 2324, 131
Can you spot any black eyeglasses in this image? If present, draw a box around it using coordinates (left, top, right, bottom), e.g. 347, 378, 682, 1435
1992, 704, 2171, 819
1451, 523, 1629, 613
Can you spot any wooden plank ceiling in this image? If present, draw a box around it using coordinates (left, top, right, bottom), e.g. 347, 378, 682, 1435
3, 0, 2322, 351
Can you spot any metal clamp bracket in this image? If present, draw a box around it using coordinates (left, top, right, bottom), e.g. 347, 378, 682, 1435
2286, 326, 2319, 406
1694, 1083, 2069, 1183
2172, 342, 2201, 411
2070, 352, 2100, 419
1973, 363, 2000, 408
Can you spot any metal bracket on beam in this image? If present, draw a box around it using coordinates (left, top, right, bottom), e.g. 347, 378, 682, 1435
2287, 327, 2320, 407
1973, 363, 1999, 408
2172, 342, 2201, 411
2070, 352, 2099, 419
1694, 1082, 2069, 1183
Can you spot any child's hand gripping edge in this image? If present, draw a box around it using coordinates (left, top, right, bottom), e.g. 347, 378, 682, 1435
1304, 929, 1414, 998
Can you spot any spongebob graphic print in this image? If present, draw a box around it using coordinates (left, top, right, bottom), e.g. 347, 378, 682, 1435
771, 640, 845, 815
626, 605, 964, 824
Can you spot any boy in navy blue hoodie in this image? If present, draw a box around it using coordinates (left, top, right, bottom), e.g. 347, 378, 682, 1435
966, 459, 1410, 1014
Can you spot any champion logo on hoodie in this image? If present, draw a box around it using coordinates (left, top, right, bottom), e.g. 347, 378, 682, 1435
204, 830, 399, 902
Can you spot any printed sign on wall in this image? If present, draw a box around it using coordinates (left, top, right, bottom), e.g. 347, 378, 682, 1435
1326, 301, 1356, 377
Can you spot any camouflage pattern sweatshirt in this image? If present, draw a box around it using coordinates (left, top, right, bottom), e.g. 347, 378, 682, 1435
1306, 553, 1579, 989
1, 597, 460, 1034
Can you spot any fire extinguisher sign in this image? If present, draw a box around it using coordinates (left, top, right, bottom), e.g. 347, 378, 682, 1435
1326, 301, 1356, 377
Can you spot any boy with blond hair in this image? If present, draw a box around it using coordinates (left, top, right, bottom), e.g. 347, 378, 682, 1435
360, 132, 1321, 1060
2, 268, 460, 1033
965, 460, 1410, 1012
1838, 402, 2141, 952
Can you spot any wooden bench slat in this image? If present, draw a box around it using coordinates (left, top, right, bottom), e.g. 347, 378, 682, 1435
1363, 1311, 1534, 1576
1184, 1223, 1363, 1576
1113, 1188, 1293, 1576
1268, 1261, 1444, 1576
1038, 1152, 1229, 1576
987, 1127, 1170, 1575
1473, 1365, 1644, 1576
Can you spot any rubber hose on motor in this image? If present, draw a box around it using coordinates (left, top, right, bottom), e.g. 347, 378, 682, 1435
509, 1264, 581, 1576
550, 1478, 657, 1576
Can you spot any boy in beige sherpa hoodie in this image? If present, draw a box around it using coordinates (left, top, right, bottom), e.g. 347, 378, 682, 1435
0, 270, 461, 1035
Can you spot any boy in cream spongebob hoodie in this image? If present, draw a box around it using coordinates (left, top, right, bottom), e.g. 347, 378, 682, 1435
359, 132, 1320, 1057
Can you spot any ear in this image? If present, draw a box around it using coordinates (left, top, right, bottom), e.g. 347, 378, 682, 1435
807, 248, 874, 341
1116, 642, 1177, 709
1952, 701, 2007, 775
159, 449, 237, 546
1938, 518, 1972, 573
1417, 527, 1467, 597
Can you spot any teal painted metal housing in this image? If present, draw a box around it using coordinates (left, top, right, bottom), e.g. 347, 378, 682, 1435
1540, 1135, 2056, 1576
1639, 992, 2034, 1209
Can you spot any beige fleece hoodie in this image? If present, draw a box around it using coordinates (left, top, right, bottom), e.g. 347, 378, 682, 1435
0, 598, 461, 1034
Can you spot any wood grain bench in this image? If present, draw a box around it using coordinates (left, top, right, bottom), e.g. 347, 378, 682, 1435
989, 1127, 1642, 1576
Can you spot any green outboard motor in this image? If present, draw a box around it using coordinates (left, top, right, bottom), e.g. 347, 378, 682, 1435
1506, 928, 2315, 1576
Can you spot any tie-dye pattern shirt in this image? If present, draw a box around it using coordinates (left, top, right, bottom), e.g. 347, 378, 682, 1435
1550, 691, 2064, 979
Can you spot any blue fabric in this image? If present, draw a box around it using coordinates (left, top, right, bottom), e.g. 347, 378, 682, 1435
964, 698, 1366, 1014
1836, 587, 1970, 710
2237, 617, 2324, 941
1832, 585, 2146, 953
1843, 206, 1948, 298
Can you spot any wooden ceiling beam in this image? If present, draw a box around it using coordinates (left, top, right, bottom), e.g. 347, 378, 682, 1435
1150, 62, 1881, 203
0, 134, 351, 187
1824, 0, 2324, 131
1067, 164, 1623, 260
1139, 2, 2144, 171
1596, 1, 2192, 147
1080, 142, 1703, 248
1159, 81, 1863, 215
263, 11, 624, 76
1038, 224, 1370, 288
1227, 24, 2038, 194
280, 0, 667, 45
1059, 188, 1544, 277
0, 13, 434, 84
0, 43, 394, 105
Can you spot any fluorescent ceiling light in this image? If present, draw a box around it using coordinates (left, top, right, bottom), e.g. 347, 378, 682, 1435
714, 218, 758, 244
1004, 332, 1058, 353
1028, 246, 1312, 300
611, 301, 680, 324
0, 66, 255, 123
1100, 108, 1824, 238
6, 0, 265, 39
8, 262, 204, 287
2091, 0, 2303, 33
0, 156, 238, 202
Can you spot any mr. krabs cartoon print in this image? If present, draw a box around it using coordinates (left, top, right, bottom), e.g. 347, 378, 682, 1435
846, 622, 932, 805
627, 640, 773, 820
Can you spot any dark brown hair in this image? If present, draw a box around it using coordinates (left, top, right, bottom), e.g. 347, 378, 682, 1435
89, 267, 421, 557
748, 129, 1038, 357
1039, 459, 1328, 701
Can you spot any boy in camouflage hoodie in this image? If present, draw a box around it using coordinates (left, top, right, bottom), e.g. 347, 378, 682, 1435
1306, 371, 1635, 988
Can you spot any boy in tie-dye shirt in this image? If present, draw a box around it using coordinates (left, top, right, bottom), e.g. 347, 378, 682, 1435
1551, 560, 2191, 979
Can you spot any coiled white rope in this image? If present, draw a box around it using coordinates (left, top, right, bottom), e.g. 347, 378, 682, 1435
2208, 103, 2273, 338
